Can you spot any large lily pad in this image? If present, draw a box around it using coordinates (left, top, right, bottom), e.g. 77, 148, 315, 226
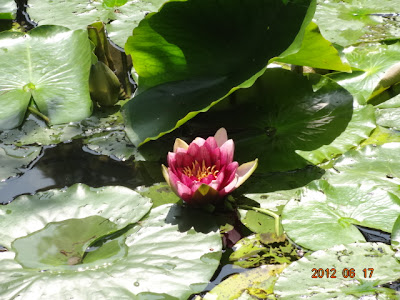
27, 0, 167, 47
0, 203, 222, 299
123, 0, 315, 146
0, 144, 41, 182
187, 68, 354, 172
315, 0, 400, 47
0, 183, 152, 249
274, 243, 400, 299
328, 42, 400, 104
0, 26, 92, 130
282, 180, 400, 250
375, 94, 400, 130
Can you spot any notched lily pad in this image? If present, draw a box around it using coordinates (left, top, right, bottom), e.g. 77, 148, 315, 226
0, 26, 92, 130
0, 204, 222, 300
274, 243, 400, 299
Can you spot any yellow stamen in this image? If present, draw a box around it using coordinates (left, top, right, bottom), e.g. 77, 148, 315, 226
182, 160, 219, 180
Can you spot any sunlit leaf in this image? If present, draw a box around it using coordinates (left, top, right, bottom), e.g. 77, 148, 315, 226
392, 216, 400, 261
276, 22, 351, 72
203, 265, 286, 300
315, 0, 400, 47
0, 203, 222, 299
27, 0, 167, 47
0, 0, 16, 19
0, 26, 92, 130
283, 180, 400, 250
275, 243, 400, 299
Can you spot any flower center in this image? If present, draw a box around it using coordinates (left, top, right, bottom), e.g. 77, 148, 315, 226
182, 160, 219, 180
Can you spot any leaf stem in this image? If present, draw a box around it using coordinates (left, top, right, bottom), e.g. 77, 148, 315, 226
239, 205, 281, 236
28, 107, 50, 124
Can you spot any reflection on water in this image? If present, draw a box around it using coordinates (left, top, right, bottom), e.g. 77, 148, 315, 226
0, 140, 162, 204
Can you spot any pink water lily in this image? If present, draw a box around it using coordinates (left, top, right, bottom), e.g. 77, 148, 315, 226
162, 128, 258, 205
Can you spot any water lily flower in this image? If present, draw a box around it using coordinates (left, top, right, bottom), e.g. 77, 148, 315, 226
162, 128, 258, 205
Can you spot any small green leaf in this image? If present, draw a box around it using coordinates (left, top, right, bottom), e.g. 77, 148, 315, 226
392, 215, 400, 261
0, 0, 16, 20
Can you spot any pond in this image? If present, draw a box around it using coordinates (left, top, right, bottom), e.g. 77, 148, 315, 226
1, 0, 400, 299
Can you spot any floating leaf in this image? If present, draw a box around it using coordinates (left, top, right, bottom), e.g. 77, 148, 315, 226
27, 0, 167, 47
274, 243, 400, 299
0, 0, 16, 19
136, 182, 180, 208
0, 183, 152, 249
187, 68, 353, 172
123, 0, 315, 146
328, 42, 400, 104
0, 26, 92, 130
315, 0, 400, 47
0, 203, 222, 299
203, 265, 286, 300
0, 144, 41, 182
276, 22, 351, 72
326, 143, 400, 187
360, 126, 400, 147
296, 105, 376, 165
282, 180, 400, 250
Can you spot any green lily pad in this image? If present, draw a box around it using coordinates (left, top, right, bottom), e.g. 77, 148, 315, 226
123, 0, 315, 146
275, 22, 351, 72
315, 0, 400, 47
0, 26, 92, 130
136, 182, 181, 208
296, 105, 376, 165
203, 264, 287, 300
274, 243, 400, 299
0, 144, 41, 182
0, 183, 152, 249
326, 143, 400, 187
0, 0, 16, 19
375, 94, 400, 130
188, 68, 353, 172
27, 0, 167, 47
0, 204, 222, 299
392, 215, 400, 261
282, 180, 400, 250
328, 42, 400, 104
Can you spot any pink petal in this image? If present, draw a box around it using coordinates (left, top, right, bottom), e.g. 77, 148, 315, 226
199, 146, 211, 166
176, 181, 193, 202
214, 128, 228, 147
220, 139, 234, 165
168, 169, 180, 192
219, 175, 238, 197
210, 148, 220, 165
205, 136, 218, 150
208, 180, 220, 191
167, 152, 177, 167
220, 161, 239, 188
236, 159, 258, 188
187, 142, 200, 157
179, 172, 194, 187
190, 181, 203, 194
173, 138, 189, 152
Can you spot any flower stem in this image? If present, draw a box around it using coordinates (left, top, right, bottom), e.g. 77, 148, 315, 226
239, 205, 281, 236
28, 107, 50, 124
